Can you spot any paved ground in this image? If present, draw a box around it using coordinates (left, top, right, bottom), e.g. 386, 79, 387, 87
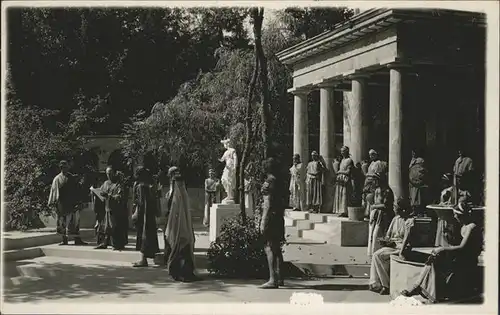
3, 256, 390, 305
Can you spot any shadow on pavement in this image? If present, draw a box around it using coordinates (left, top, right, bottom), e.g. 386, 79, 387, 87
3, 261, 231, 303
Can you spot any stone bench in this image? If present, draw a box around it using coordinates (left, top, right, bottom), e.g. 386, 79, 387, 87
389, 247, 485, 299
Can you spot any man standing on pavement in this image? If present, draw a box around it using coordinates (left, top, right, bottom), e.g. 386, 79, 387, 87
48, 160, 88, 246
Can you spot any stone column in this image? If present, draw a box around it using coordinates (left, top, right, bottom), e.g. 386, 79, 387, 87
319, 84, 336, 213
388, 64, 408, 199
349, 75, 369, 164
293, 90, 310, 211
342, 92, 352, 149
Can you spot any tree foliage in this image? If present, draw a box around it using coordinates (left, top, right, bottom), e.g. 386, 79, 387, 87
7, 7, 251, 134
4, 68, 95, 230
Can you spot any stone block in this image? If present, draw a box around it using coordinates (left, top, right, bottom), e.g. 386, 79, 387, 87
309, 217, 369, 246
412, 217, 436, 247
389, 255, 426, 299
208, 203, 251, 242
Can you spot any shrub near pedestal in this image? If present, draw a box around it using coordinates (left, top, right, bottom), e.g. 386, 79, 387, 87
207, 215, 270, 279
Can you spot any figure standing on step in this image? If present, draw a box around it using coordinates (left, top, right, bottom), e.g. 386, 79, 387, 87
93, 166, 128, 250
203, 169, 221, 227
305, 151, 326, 213
244, 164, 257, 214
131, 166, 160, 267
363, 149, 388, 218
48, 160, 88, 246
259, 157, 285, 289
333, 146, 354, 217
367, 172, 395, 257
289, 154, 303, 212
163, 166, 199, 282
409, 148, 429, 217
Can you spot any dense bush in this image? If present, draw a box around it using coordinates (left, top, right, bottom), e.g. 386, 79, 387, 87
207, 215, 269, 279
4, 72, 96, 231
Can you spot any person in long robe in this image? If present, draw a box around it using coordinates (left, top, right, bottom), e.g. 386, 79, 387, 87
48, 160, 87, 246
363, 149, 388, 217
453, 149, 474, 202
409, 149, 429, 217
401, 202, 483, 303
369, 197, 415, 295
203, 169, 221, 227
435, 174, 471, 247
333, 146, 354, 216
244, 170, 257, 214
163, 166, 198, 282
367, 172, 395, 257
116, 171, 129, 248
289, 154, 303, 212
259, 157, 286, 289
305, 151, 326, 213
93, 166, 128, 250
132, 167, 160, 267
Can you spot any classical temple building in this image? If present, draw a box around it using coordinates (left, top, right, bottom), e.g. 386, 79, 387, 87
277, 8, 485, 211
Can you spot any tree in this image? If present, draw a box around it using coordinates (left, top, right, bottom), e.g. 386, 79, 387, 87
7, 8, 251, 135
4, 66, 93, 230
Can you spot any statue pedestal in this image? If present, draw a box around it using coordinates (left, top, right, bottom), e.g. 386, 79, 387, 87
209, 203, 252, 242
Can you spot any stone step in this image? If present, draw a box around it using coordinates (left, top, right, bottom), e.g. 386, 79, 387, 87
301, 229, 332, 244
283, 242, 371, 278
284, 243, 370, 266
3, 229, 95, 251
285, 226, 303, 238
285, 218, 314, 231
3, 247, 44, 262
37, 231, 210, 267
285, 210, 309, 220
287, 262, 371, 278
40, 243, 210, 269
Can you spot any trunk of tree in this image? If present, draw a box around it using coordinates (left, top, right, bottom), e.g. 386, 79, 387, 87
254, 7, 271, 160
238, 8, 262, 223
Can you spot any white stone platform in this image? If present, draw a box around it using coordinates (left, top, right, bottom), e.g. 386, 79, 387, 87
208, 203, 252, 242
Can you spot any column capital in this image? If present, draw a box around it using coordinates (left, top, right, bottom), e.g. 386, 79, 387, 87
387, 62, 412, 70
288, 86, 311, 96
343, 70, 370, 81
313, 79, 342, 89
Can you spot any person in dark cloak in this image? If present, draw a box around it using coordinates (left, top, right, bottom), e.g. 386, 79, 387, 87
163, 166, 198, 282
132, 166, 160, 267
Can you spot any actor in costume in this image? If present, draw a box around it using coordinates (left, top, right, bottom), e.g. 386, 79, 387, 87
48, 160, 87, 246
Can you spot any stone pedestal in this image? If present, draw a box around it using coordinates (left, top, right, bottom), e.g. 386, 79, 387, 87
209, 203, 252, 242
390, 255, 426, 299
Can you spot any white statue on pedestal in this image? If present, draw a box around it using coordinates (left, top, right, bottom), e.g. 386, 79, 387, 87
219, 139, 238, 204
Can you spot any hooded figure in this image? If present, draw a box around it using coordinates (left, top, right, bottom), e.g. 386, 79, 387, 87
163, 166, 197, 282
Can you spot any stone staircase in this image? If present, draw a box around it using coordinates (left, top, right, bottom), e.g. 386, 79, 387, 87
283, 209, 371, 278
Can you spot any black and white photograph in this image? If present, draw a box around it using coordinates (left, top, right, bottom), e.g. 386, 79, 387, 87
1, 1, 498, 314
